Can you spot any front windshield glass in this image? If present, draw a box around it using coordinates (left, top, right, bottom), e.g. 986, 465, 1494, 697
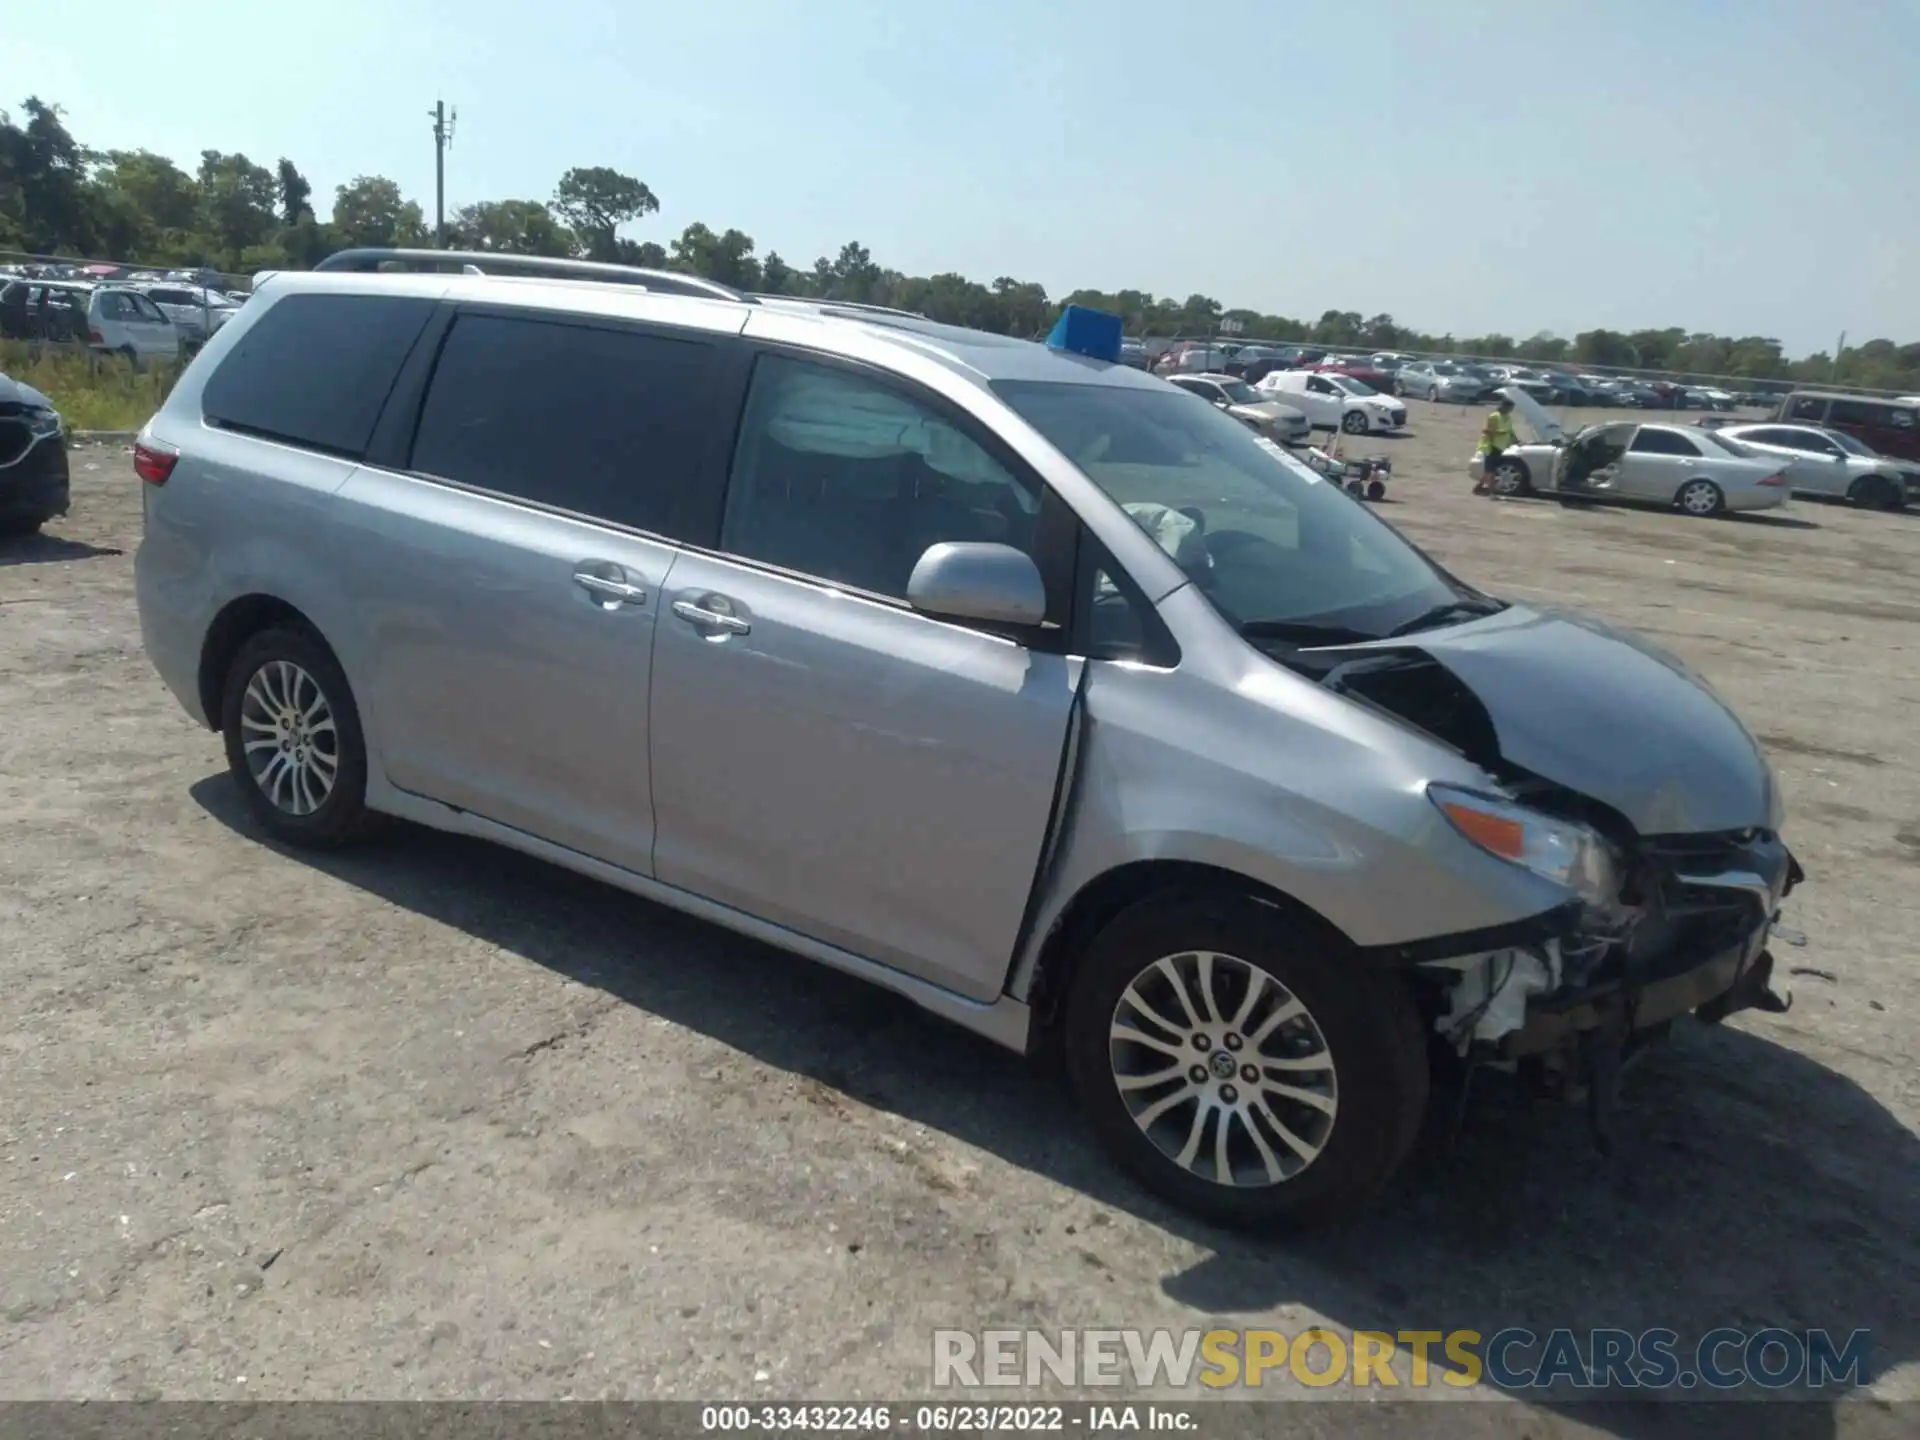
1824, 429, 1875, 455
1218, 379, 1260, 404
993, 380, 1474, 640
1326, 374, 1376, 396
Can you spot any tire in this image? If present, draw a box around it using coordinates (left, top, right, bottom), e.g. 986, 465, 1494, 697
220, 626, 380, 847
0, 515, 46, 538
1062, 890, 1428, 1229
1488, 457, 1532, 496
1849, 475, 1903, 511
1341, 410, 1370, 435
1675, 478, 1726, 517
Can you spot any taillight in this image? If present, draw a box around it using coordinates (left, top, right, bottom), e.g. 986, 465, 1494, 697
133, 439, 179, 485
1759, 472, 1787, 487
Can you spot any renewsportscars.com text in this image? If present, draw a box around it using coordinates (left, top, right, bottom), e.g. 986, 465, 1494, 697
932, 1326, 1875, 1392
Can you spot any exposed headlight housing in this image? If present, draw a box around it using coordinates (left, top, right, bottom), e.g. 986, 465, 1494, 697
25, 405, 64, 440
1429, 784, 1619, 906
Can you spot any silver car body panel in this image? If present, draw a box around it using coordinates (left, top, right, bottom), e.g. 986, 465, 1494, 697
1716, 423, 1902, 500
137, 271, 1790, 1054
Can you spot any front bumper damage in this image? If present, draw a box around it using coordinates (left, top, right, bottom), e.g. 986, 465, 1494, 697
1419, 830, 1804, 1150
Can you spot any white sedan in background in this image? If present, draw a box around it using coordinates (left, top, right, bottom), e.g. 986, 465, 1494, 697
1712, 423, 1909, 510
1253, 369, 1408, 434
1484, 387, 1789, 516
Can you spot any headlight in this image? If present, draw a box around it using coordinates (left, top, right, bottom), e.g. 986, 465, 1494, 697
25, 406, 63, 440
1428, 784, 1618, 905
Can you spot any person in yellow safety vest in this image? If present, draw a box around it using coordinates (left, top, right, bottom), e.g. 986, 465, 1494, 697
1474, 397, 1518, 496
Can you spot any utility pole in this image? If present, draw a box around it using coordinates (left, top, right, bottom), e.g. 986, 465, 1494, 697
429, 100, 457, 247
1831, 329, 1846, 381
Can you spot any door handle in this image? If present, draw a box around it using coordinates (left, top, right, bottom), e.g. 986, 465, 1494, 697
672, 599, 751, 634
573, 570, 647, 606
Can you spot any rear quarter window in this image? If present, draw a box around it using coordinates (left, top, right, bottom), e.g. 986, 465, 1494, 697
201, 292, 436, 458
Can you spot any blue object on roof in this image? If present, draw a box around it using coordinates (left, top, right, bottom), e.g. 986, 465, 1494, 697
1045, 305, 1124, 364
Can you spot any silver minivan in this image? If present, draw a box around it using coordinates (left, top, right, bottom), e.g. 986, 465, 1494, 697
133, 253, 1806, 1227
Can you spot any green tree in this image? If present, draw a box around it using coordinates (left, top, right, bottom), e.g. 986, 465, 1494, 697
194, 150, 278, 267
760, 250, 794, 294
275, 158, 313, 226
331, 175, 427, 249
552, 166, 658, 261
669, 222, 760, 289
448, 199, 574, 255
0, 98, 99, 253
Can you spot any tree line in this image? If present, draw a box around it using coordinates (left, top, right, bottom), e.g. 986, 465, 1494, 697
4, 96, 1916, 393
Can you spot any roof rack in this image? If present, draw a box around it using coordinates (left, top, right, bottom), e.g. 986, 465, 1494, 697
754, 294, 928, 320
312, 248, 749, 303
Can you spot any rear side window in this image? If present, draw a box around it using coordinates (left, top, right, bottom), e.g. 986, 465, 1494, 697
408, 312, 721, 535
203, 293, 434, 458
1787, 396, 1828, 422
1826, 398, 1907, 429
1630, 428, 1700, 456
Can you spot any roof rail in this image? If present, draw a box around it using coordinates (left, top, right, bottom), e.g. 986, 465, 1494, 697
312, 248, 749, 303
753, 294, 928, 320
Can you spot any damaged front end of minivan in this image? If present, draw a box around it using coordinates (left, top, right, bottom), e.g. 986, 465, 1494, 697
1291, 606, 1806, 1147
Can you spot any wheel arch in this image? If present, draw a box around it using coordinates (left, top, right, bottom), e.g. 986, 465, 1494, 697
196, 593, 327, 728
1016, 858, 1356, 1035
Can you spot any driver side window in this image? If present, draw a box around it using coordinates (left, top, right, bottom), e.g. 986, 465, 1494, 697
720, 354, 1044, 602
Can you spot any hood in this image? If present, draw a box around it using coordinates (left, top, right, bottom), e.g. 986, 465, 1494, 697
1328, 605, 1778, 835
1497, 384, 1565, 444
0, 371, 55, 412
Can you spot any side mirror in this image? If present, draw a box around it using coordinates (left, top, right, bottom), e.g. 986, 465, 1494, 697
1213, 398, 1230, 409
907, 542, 1047, 628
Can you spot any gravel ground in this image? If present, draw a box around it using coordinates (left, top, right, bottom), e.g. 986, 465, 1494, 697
1, 406, 1915, 1436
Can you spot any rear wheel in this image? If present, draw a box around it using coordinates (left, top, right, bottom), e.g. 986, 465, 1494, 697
1341, 410, 1370, 435
220, 626, 380, 847
1676, 478, 1726, 517
0, 516, 45, 538
1062, 891, 1428, 1228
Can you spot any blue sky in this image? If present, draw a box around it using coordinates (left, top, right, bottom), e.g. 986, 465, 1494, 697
11, 0, 1915, 355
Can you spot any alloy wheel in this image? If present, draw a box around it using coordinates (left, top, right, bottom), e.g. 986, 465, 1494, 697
1678, 479, 1723, 516
239, 659, 339, 816
1490, 461, 1527, 495
1108, 951, 1338, 1188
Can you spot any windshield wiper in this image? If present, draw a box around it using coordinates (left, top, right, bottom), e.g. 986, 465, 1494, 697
1238, 619, 1376, 645
1384, 598, 1506, 638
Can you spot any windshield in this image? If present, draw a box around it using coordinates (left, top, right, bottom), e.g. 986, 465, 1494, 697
1693, 430, 1750, 458
1326, 374, 1376, 396
993, 380, 1474, 640
1824, 429, 1875, 456
1218, 379, 1260, 404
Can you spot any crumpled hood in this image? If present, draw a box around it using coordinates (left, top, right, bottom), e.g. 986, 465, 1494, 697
1350, 605, 1779, 835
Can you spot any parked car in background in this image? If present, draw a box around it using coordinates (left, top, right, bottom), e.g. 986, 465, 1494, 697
133, 283, 241, 347
0, 368, 70, 535
131, 257, 1806, 1228
1395, 360, 1488, 403
1255, 368, 1408, 433
1484, 387, 1788, 515
0, 280, 181, 366
1312, 358, 1396, 392
1155, 342, 1236, 376
1222, 345, 1285, 377
1369, 352, 1417, 372
1773, 391, 1919, 470
1168, 373, 1312, 445
1714, 423, 1910, 510
1539, 372, 1595, 406
1118, 339, 1151, 370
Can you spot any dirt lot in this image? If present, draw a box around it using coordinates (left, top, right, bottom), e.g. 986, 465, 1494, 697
2, 402, 1916, 1434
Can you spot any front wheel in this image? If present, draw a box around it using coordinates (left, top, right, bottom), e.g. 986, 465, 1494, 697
1849, 475, 1903, 511
221, 626, 380, 847
1488, 458, 1531, 496
1676, 478, 1726, 517
1341, 410, 1370, 435
1062, 892, 1428, 1228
